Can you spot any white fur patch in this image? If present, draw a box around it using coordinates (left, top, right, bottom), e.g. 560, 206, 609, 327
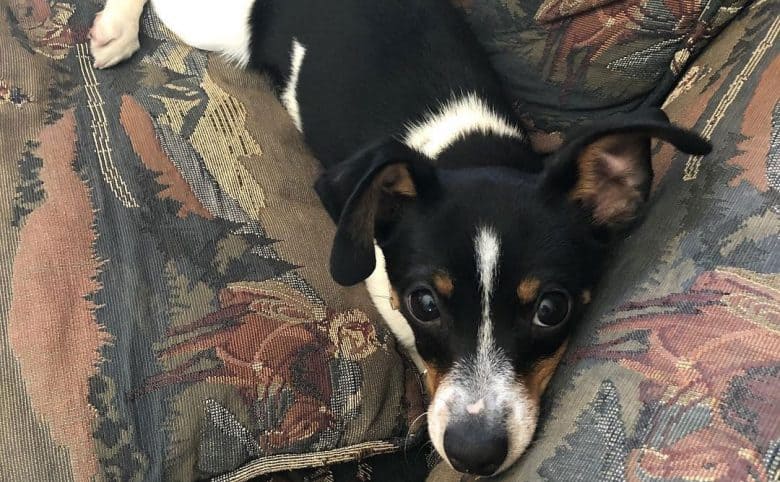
403, 93, 524, 159
500, 385, 538, 474
466, 398, 485, 414
150, 0, 254, 67
89, 0, 147, 69
428, 381, 454, 464
280, 39, 307, 132
365, 245, 426, 373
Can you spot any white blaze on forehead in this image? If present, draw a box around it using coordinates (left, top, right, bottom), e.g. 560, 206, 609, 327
475, 226, 501, 356
428, 228, 540, 474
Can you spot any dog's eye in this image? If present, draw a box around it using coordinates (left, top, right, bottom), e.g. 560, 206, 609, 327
533, 290, 571, 327
407, 287, 440, 324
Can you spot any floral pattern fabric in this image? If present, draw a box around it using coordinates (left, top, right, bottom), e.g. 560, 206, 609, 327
0, 1, 426, 481
1, 0, 776, 481
456, 0, 750, 141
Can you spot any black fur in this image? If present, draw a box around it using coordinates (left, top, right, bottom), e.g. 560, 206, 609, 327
248, 0, 529, 166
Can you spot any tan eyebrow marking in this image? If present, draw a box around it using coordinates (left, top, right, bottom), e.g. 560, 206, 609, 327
517, 277, 541, 304
423, 362, 444, 396
581, 290, 592, 305
432, 271, 454, 297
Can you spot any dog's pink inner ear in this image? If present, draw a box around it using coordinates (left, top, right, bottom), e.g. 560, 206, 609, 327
569, 133, 650, 226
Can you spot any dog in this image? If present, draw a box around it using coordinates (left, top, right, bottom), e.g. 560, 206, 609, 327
90, 0, 711, 476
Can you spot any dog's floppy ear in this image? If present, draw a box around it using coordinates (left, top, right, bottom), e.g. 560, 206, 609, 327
315, 139, 438, 286
542, 109, 711, 228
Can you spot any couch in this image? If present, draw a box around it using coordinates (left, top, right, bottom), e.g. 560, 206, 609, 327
0, 0, 777, 481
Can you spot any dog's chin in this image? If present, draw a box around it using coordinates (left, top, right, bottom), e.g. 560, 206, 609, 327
427, 376, 539, 477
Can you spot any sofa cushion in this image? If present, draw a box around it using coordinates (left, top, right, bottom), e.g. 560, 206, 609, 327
430, 1, 780, 480
456, 0, 749, 144
0, 2, 426, 481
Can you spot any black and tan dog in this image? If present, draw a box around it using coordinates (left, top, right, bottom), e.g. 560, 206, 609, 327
91, 0, 711, 476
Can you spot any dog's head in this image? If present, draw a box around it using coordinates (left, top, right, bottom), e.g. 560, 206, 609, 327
315, 109, 710, 476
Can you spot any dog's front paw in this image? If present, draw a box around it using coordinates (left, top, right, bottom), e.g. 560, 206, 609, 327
89, 10, 141, 69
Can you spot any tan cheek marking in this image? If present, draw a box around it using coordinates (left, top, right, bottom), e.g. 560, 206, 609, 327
517, 277, 541, 304
581, 290, 592, 305
424, 363, 444, 396
525, 341, 568, 400
390, 287, 400, 310
432, 272, 454, 297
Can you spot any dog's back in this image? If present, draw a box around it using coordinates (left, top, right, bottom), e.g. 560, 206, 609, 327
247, 0, 519, 166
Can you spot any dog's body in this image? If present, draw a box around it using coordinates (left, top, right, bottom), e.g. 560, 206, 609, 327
91, 0, 710, 476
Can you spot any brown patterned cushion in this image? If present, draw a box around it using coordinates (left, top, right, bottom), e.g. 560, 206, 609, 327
0, 1, 425, 480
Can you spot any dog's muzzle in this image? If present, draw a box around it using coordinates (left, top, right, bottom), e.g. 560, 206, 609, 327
427, 362, 539, 476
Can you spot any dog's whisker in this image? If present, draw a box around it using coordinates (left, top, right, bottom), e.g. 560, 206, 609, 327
404, 411, 429, 452
408, 411, 429, 431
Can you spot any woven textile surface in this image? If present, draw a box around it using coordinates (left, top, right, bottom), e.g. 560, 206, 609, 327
0, 1, 427, 480
1, 0, 777, 481
456, 0, 749, 142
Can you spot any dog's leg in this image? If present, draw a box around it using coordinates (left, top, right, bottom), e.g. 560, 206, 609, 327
149, 0, 255, 67
90, 0, 147, 69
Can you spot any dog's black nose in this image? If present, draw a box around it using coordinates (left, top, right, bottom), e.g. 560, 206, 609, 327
443, 416, 508, 476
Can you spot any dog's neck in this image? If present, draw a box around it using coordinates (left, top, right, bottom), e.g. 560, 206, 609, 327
402, 93, 526, 159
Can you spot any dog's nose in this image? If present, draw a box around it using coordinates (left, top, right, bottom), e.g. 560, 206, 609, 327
443, 416, 508, 476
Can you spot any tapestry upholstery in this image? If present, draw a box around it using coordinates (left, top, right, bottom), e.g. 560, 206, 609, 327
430, 1, 780, 480
1, 0, 777, 481
0, 1, 427, 481
456, 0, 750, 143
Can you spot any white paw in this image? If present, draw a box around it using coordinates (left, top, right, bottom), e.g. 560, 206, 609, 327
89, 10, 141, 69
